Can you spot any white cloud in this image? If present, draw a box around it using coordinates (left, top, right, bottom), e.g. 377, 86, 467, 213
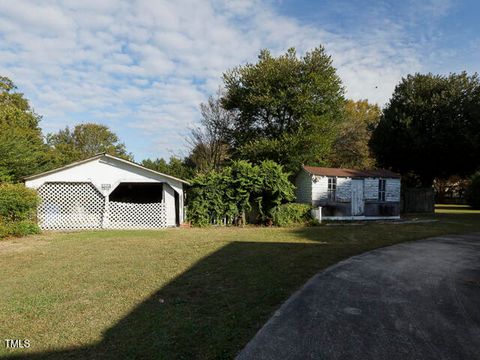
0, 0, 436, 160
0, 1, 74, 34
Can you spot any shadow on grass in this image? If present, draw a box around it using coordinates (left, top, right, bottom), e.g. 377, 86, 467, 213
5, 241, 333, 360
6, 213, 480, 359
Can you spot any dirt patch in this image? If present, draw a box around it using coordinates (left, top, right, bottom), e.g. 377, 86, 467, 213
0, 235, 51, 255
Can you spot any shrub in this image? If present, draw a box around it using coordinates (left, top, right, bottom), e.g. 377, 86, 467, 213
271, 203, 312, 227
187, 160, 295, 226
0, 222, 9, 238
0, 183, 39, 239
466, 171, 480, 209
0, 220, 40, 238
10, 220, 41, 236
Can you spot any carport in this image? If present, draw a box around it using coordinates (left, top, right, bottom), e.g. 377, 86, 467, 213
24, 153, 189, 230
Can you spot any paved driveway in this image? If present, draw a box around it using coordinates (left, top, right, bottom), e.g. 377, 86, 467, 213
238, 234, 480, 360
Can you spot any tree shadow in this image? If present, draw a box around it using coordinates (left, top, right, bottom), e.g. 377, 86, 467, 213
4, 241, 327, 360
8, 217, 480, 359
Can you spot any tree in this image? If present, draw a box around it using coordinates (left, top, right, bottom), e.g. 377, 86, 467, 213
141, 158, 169, 173
433, 176, 469, 203
0, 76, 48, 182
222, 46, 345, 174
370, 72, 480, 186
141, 156, 194, 180
188, 91, 233, 172
466, 171, 480, 209
47, 123, 131, 165
328, 99, 380, 169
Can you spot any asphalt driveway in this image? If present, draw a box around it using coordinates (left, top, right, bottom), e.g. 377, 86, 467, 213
237, 233, 480, 360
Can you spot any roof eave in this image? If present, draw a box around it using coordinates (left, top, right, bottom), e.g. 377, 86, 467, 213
102, 154, 190, 185
23, 154, 105, 181
23, 153, 190, 185
301, 165, 401, 179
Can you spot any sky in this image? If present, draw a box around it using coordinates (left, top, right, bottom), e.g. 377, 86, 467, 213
0, 0, 479, 161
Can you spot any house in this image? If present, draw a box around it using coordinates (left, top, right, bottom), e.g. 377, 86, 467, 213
295, 165, 401, 220
24, 153, 189, 230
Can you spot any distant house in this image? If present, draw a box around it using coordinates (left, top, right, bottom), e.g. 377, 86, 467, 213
24, 153, 189, 230
295, 165, 401, 220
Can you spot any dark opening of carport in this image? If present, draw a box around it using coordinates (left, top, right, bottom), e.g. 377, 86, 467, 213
109, 183, 163, 203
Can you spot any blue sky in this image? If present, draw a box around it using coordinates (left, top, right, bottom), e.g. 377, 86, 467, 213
0, 0, 478, 161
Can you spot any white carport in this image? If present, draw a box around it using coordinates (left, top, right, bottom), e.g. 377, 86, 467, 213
24, 153, 189, 230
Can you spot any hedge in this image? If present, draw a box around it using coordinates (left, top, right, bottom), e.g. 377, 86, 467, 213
271, 203, 312, 227
187, 160, 295, 226
0, 183, 40, 239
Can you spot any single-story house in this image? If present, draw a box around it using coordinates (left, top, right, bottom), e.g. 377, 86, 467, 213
24, 153, 189, 230
295, 165, 401, 220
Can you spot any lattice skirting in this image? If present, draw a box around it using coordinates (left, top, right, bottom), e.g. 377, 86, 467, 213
37, 182, 104, 230
37, 182, 168, 230
108, 202, 167, 229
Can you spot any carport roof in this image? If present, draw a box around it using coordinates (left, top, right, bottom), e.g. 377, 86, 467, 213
23, 153, 190, 185
302, 165, 400, 178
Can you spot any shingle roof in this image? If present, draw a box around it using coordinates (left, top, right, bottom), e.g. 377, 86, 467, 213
302, 165, 400, 178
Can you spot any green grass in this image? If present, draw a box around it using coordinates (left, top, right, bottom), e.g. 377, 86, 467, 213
435, 203, 480, 214
1, 209, 480, 359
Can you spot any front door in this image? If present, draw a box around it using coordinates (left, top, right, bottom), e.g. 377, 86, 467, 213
351, 180, 364, 216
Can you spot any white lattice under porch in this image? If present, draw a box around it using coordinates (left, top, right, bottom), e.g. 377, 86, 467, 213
37, 182, 168, 230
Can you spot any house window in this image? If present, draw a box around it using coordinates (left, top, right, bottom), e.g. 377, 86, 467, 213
328, 177, 336, 201
379, 179, 386, 201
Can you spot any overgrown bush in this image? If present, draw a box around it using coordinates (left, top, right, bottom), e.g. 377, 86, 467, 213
0, 183, 40, 239
187, 160, 295, 226
271, 203, 312, 227
466, 171, 480, 209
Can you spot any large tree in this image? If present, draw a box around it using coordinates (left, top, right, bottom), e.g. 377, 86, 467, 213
47, 123, 131, 165
0, 76, 48, 182
188, 91, 233, 173
221, 46, 345, 173
370, 72, 480, 186
328, 99, 380, 169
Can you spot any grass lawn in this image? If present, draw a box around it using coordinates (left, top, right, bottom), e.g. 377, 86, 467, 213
1, 207, 480, 359
435, 203, 480, 214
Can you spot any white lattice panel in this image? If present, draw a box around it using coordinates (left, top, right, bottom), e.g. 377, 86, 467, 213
37, 182, 105, 230
108, 202, 167, 229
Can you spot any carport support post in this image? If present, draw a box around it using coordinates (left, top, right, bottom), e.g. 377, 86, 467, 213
102, 195, 110, 229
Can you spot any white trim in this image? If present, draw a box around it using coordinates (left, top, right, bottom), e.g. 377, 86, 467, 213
23, 154, 105, 180
101, 154, 189, 185
322, 216, 401, 221
23, 153, 190, 185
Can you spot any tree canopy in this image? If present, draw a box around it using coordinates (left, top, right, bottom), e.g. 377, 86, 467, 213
221, 46, 345, 174
370, 72, 480, 186
328, 99, 380, 169
0, 76, 48, 182
47, 123, 132, 166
